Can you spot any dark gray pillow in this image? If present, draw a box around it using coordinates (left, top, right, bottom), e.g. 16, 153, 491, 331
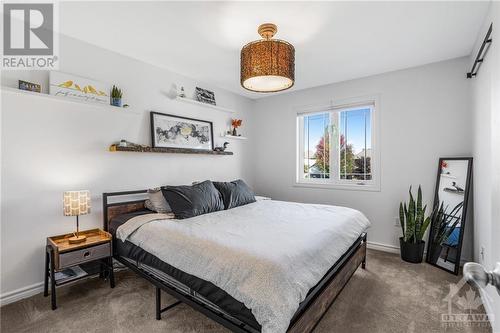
161, 180, 224, 219
213, 179, 256, 210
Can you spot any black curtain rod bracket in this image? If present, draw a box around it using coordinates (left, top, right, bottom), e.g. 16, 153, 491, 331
467, 23, 493, 79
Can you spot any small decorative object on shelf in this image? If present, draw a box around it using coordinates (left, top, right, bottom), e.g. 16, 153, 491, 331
195, 87, 216, 105
18, 80, 41, 93
179, 86, 186, 98
441, 160, 450, 175
63, 190, 91, 244
214, 142, 229, 152
110, 85, 123, 107
443, 181, 465, 194
49, 71, 110, 105
231, 119, 242, 136
114, 140, 144, 149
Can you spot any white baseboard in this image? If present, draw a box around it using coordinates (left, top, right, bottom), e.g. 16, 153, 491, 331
367, 241, 400, 254
0, 281, 44, 307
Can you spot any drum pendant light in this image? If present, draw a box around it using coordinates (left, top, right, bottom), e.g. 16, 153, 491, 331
240, 23, 295, 93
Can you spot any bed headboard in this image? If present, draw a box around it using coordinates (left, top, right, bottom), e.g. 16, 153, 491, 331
102, 190, 148, 231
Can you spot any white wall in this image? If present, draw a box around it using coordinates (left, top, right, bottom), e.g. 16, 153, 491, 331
470, 2, 500, 331
251, 58, 472, 251
0, 34, 255, 302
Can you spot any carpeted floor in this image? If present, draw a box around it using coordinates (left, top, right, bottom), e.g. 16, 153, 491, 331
0, 249, 492, 333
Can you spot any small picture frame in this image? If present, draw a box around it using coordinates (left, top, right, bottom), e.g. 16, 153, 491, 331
18, 80, 41, 93
195, 87, 216, 105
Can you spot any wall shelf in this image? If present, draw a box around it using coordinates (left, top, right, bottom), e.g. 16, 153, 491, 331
109, 144, 233, 155
1, 86, 140, 114
175, 96, 236, 114
222, 134, 247, 140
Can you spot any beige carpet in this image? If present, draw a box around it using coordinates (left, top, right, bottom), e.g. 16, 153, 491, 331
1, 250, 492, 333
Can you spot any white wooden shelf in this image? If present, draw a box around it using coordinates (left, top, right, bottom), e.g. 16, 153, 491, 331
222, 134, 247, 140
175, 96, 235, 114
441, 174, 457, 179
1, 86, 140, 114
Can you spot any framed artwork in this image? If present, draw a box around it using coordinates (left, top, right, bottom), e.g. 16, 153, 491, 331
150, 112, 214, 150
18, 80, 41, 93
195, 87, 216, 105
49, 71, 110, 105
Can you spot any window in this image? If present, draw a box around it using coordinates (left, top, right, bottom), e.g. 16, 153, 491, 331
297, 99, 379, 190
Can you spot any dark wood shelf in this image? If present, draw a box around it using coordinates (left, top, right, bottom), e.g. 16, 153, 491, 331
109, 144, 233, 155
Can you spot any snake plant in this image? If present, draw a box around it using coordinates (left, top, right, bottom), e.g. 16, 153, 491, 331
429, 201, 464, 245
399, 186, 431, 243
111, 85, 122, 99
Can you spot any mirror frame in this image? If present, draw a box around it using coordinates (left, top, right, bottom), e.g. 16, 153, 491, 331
426, 157, 473, 275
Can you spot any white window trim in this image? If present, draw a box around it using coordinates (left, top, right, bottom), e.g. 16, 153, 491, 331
294, 95, 381, 192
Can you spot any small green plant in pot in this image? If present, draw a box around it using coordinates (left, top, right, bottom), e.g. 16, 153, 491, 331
399, 185, 431, 263
110, 85, 123, 107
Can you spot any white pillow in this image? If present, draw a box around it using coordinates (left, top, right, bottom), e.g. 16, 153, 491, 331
144, 188, 172, 213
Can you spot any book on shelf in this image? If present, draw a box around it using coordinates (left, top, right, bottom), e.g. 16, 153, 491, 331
55, 265, 87, 283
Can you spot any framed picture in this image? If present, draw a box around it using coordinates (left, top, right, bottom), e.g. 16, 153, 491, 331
18, 80, 41, 93
195, 87, 216, 105
150, 112, 214, 150
49, 71, 110, 105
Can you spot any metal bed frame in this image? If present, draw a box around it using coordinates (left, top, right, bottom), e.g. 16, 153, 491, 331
103, 190, 367, 333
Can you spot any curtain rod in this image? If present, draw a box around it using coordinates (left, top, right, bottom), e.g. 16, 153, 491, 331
467, 23, 493, 79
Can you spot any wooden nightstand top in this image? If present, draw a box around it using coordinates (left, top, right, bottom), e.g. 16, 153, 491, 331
47, 228, 111, 253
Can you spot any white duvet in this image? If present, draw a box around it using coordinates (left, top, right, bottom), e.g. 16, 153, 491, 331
116, 200, 370, 333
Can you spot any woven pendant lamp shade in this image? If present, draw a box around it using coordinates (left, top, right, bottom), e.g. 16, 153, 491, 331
241, 23, 295, 93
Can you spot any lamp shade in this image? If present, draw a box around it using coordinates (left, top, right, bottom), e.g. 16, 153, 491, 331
241, 23, 295, 93
63, 190, 91, 216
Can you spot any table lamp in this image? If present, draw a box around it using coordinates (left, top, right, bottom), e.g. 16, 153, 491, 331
63, 190, 91, 244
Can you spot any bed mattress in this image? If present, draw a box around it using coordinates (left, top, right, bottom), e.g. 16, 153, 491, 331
111, 216, 261, 330
111, 200, 370, 332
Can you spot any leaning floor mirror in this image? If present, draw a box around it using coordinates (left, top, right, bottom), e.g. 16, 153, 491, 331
426, 158, 472, 274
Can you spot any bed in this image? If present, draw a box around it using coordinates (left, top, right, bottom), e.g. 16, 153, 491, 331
103, 190, 369, 333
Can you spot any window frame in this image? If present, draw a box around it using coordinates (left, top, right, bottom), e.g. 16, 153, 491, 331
295, 95, 381, 192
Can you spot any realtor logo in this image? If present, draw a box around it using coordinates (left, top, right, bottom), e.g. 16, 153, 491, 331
441, 277, 493, 329
2, 2, 58, 69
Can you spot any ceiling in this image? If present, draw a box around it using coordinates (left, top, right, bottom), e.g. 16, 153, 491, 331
60, 1, 490, 99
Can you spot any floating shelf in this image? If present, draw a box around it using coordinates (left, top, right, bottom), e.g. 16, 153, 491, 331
1, 86, 140, 114
222, 134, 247, 140
109, 144, 233, 155
175, 96, 235, 114
443, 188, 464, 195
441, 174, 457, 179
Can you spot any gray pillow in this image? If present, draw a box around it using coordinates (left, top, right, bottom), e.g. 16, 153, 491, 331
213, 179, 256, 210
144, 188, 172, 213
162, 180, 224, 219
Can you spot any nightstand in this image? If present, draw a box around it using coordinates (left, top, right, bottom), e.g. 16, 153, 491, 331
44, 228, 114, 310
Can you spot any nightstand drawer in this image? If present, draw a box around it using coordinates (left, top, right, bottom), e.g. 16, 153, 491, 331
59, 243, 110, 269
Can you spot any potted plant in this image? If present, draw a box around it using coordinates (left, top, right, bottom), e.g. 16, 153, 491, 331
110, 85, 123, 107
231, 119, 242, 136
399, 186, 431, 263
427, 201, 464, 264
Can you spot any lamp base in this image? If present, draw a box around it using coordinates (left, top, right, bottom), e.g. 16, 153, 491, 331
68, 235, 87, 244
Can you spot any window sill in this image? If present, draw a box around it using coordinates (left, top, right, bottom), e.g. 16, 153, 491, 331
293, 181, 381, 192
